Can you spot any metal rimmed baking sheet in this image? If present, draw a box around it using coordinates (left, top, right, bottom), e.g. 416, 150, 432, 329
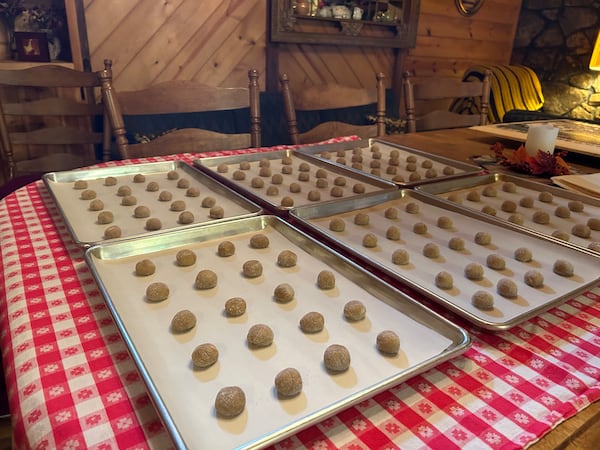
290, 190, 600, 330
296, 138, 483, 187
194, 149, 398, 212
84, 215, 470, 450
416, 173, 600, 255
42, 161, 261, 246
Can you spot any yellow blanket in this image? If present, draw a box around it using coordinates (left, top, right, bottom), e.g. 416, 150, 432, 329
461, 64, 544, 123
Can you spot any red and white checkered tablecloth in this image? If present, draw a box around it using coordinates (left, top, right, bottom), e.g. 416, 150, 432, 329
1, 142, 599, 449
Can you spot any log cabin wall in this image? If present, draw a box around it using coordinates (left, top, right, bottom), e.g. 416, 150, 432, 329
84, 0, 522, 114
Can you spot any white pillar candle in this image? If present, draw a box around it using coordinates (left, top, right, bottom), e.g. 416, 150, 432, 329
525, 124, 559, 156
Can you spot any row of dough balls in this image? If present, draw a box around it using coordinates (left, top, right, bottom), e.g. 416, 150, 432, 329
212, 326, 399, 418
318, 146, 457, 182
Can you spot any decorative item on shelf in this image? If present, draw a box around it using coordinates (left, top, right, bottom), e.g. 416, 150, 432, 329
14, 30, 49, 61
0, 0, 25, 59
491, 142, 570, 176
295, 0, 310, 15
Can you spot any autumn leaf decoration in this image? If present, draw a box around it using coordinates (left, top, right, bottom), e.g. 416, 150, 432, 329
491, 142, 570, 176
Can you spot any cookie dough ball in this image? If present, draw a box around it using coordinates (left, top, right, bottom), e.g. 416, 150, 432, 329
408, 172, 421, 182
307, 190, 321, 201
501, 200, 517, 213
554, 205, 570, 218
519, 196, 534, 208
259, 167, 272, 177
178, 211, 195, 224
209, 205, 225, 219
464, 263, 484, 281
117, 185, 132, 197
290, 182, 302, 194
362, 233, 378, 248
135, 259, 156, 276
176, 249, 196, 267
247, 324, 274, 347
330, 186, 344, 197
274, 283, 295, 303
471, 290, 494, 310
281, 165, 293, 175
568, 200, 584, 212
482, 185, 497, 197
386, 225, 401, 241
186, 186, 200, 197
496, 278, 518, 298
266, 186, 279, 196
384, 207, 399, 219
133, 173, 146, 183
443, 166, 455, 175
508, 214, 524, 225
146, 181, 159, 192
201, 196, 216, 208
170, 200, 186, 212
447, 193, 461, 203
502, 181, 517, 193
97, 211, 114, 224
232, 170, 246, 181
486, 254, 506, 270
532, 211, 550, 224
299, 311, 325, 333
242, 259, 263, 278
448, 237, 465, 251
193, 343, 219, 369
315, 168, 328, 179
277, 250, 297, 268
74, 180, 88, 190
146, 282, 169, 302
217, 240, 235, 257
552, 230, 570, 241
572, 223, 591, 238
376, 330, 400, 355
553, 259, 574, 277
481, 205, 497, 216
239, 160, 251, 170
329, 218, 345, 232
225, 297, 247, 317
171, 309, 196, 332
251, 177, 265, 188
405, 202, 420, 214
281, 196, 294, 207
176, 178, 190, 189
514, 247, 532, 262
217, 163, 228, 173
524, 270, 544, 288
588, 242, 600, 252
437, 216, 453, 229
323, 344, 351, 372
104, 225, 122, 239
297, 172, 309, 182
275, 368, 302, 397
413, 222, 428, 234
435, 271, 453, 289
587, 218, 600, 231
158, 190, 173, 202
474, 231, 491, 245
81, 189, 96, 200
250, 233, 269, 249
466, 190, 481, 202
104, 176, 118, 186
315, 178, 328, 189
195, 269, 218, 289
145, 217, 162, 231
317, 270, 335, 290
344, 300, 366, 321
89, 199, 104, 211
538, 191, 553, 203
422, 242, 440, 258
121, 195, 137, 206
392, 249, 410, 265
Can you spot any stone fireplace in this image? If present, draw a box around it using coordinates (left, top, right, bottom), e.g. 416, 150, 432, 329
511, 0, 600, 122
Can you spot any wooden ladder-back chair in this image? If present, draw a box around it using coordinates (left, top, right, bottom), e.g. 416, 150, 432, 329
402, 70, 491, 133
101, 66, 261, 160
0, 61, 112, 183
280, 73, 386, 145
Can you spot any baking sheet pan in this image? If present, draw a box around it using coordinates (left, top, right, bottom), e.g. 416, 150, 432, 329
194, 149, 397, 212
296, 138, 483, 187
84, 215, 471, 449
42, 161, 261, 246
290, 190, 600, 331
416, 173, 600, 255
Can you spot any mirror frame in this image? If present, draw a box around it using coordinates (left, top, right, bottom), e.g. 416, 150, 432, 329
455, 0, 484, 17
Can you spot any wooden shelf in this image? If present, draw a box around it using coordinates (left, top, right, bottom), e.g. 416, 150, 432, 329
0, 60, 74, 69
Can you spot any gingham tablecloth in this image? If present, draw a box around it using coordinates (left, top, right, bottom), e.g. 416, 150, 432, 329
1, 144, 599, 450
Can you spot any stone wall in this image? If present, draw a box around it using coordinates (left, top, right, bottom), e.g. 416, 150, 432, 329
511, 0, 600, 121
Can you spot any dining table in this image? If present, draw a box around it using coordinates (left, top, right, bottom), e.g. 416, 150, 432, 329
0, 130, 599, 450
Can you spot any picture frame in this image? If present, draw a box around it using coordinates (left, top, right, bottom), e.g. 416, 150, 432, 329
14, 31, 51, 62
